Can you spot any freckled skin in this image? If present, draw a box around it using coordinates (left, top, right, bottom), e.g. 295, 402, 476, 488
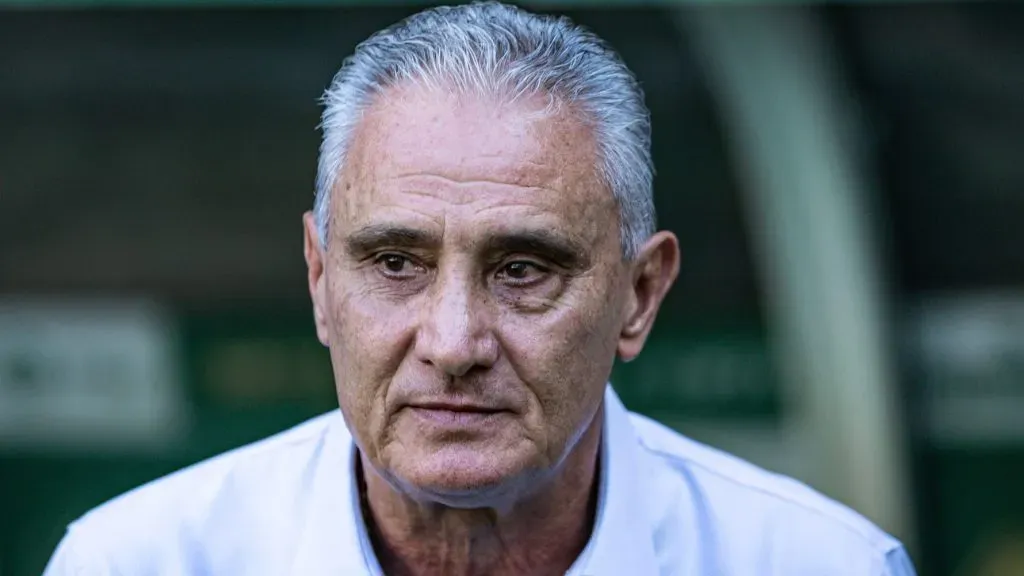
303, 85, 679, 575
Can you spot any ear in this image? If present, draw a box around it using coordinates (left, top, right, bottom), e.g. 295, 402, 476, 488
618, 231, 680, 362
303, 211, 331, 347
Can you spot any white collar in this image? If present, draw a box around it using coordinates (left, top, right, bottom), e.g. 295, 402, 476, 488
287, 386, 658, 575
572, 389, 660, 575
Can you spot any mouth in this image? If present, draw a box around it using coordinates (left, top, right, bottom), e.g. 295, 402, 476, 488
412, 402, 504, 413
404, 402, 509, 428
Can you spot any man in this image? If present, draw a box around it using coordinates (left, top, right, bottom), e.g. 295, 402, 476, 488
44, 2, 916, 575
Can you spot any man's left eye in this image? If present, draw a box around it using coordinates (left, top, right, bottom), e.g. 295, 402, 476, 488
496, 261, 548, 285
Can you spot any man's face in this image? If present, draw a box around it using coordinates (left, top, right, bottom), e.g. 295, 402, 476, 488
307, 85, 637, 501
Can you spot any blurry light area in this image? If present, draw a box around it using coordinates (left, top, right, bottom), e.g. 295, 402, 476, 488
909, 294, 1024, 447
0, 298, 188, 452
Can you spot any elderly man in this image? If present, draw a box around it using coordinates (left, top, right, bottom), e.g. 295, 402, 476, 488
44, 3, 916, 575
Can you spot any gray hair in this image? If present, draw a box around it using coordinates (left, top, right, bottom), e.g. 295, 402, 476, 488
315, 1, 655, 259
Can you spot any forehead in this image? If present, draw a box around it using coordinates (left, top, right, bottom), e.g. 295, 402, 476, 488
335, 84, 616, 233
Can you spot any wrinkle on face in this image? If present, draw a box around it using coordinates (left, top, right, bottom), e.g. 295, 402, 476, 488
391, 172, 555, 193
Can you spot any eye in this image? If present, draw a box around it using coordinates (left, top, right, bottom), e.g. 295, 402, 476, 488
373, 253, 421, 278
496, 260, 549, 286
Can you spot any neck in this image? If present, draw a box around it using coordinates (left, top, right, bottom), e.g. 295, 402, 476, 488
359, 412, 603, 576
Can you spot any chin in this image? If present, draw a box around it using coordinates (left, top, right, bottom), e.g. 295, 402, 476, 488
392, 447, 540, 508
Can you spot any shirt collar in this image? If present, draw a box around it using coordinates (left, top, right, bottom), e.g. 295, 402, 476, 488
571, 387, 660, 576
290, 385, 658, 575
286, 412, 376, 576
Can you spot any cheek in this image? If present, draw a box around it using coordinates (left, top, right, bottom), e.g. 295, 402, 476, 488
500, 287, 622, 435
326, 273, 416, 451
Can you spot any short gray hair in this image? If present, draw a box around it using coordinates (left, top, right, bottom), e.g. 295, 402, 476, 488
315, 1, 655, 259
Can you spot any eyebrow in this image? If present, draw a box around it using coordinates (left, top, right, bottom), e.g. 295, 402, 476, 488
344, 224, 441, 254
481, 229, 588, 268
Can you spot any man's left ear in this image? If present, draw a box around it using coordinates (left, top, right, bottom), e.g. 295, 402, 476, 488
618, 231, 680, 362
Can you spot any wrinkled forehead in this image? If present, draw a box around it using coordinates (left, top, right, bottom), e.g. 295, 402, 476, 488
334, 84, 618, 230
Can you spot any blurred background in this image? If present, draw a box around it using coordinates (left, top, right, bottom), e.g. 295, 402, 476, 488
1, 1, 1023, 574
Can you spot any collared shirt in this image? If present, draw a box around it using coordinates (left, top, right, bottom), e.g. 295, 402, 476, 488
44, 386, 916, 575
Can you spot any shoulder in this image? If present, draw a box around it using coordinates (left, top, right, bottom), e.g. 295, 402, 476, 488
45, 412, 341, 574
627, 412, 914, 574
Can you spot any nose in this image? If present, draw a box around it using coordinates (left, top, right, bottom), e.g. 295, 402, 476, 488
415, 268, 498, 377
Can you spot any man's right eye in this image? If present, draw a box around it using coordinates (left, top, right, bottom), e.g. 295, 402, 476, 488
373, 253, 420, 278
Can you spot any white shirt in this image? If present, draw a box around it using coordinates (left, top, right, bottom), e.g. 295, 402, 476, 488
44, 387, 916, 575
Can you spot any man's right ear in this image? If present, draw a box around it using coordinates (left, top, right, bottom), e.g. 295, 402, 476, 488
303, 212, 330, 347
